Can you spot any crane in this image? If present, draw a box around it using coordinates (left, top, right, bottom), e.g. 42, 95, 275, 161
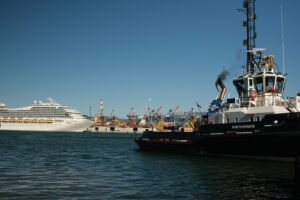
172, 106, 180, 116
108, 109, 117, 121
153, 106, 164, 121
165, 106, 180, 122
94, 110, 100, 122
127, 107, 138, 121
143, 107, 152, 124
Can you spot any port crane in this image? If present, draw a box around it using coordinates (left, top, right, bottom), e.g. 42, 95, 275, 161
165, 106, 180, 122
94, 110, 100, 121
179, 112, 187, 122
143, 107, 152, 124
108, 109, 117, 121
187, 108, 196, 120
127, 107, 138, 121
153, 106, 164, 121
172, 106, 180, 116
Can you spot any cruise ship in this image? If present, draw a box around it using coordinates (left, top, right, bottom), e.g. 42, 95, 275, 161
0, 98, 93, 132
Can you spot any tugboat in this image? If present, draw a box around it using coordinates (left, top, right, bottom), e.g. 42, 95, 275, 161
135, 0, 300, 158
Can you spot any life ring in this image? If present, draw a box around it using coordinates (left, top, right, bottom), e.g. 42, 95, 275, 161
268, 88, 277, 93
251, 91, 257, 100
209, 120, 215, 125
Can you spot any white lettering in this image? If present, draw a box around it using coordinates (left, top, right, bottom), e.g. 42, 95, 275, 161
232, 124, 255, 129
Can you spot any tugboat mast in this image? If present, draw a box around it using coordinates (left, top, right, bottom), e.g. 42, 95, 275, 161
242, 0, 261, 73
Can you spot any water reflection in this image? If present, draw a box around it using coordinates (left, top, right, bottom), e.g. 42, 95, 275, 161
135, 151, 295, 199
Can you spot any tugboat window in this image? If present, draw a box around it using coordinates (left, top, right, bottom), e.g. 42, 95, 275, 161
249, 79, 253, 86
234, 80, 246, 96
276, 77, 285, 93
265, 76, 275, 91
254, 77, 263, 92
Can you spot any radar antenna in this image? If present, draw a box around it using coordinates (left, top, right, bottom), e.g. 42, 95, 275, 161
48, 97, 55, 104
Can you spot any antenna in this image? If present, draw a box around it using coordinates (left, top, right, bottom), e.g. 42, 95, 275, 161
281, 2, 286, 74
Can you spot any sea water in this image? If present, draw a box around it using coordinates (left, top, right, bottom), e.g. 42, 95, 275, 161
0, 131, 296, 199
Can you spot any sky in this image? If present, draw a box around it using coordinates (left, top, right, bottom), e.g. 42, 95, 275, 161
0, 0, 300, 118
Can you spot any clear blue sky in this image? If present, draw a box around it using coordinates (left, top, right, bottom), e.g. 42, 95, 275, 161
0, 0, 300, 118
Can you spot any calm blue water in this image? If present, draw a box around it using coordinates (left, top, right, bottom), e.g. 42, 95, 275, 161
0, 131, 296, 199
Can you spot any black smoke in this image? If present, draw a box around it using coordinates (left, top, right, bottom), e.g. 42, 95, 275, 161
215, 70, 229, 89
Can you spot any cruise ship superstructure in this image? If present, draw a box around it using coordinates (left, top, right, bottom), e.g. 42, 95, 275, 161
0, 98, 92, 132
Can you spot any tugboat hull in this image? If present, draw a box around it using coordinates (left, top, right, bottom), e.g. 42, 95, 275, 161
135, 113, 300, 157
135, 131, 300, 157
194, 132, 300, 157
135, 131, 197, 154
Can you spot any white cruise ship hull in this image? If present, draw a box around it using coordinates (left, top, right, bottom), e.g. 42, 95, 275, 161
0, 98, 94, 132
0, 119, 93, 132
